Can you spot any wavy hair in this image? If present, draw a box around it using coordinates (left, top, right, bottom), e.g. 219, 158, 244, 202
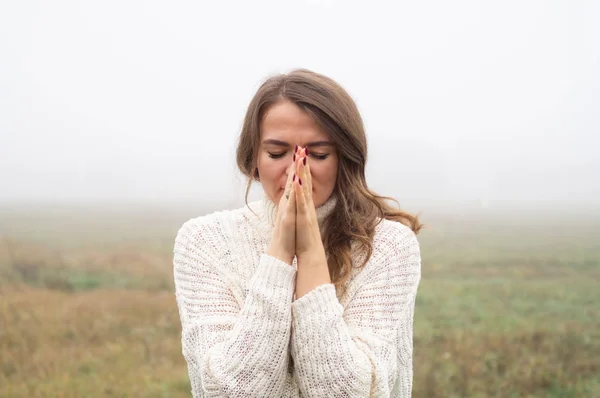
236, 69, 423, 291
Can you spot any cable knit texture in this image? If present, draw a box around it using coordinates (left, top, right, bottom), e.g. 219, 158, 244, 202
173, 194, 421, 397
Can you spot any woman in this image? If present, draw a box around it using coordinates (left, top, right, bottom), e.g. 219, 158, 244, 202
173, 69, 422, 397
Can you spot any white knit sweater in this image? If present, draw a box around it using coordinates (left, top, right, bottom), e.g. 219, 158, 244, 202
173, 194, 421, 397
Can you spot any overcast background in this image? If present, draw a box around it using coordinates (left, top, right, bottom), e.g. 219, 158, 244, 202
1, 0, 598, 208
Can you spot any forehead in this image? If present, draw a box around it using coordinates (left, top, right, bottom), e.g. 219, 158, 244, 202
260, 100, 329, 143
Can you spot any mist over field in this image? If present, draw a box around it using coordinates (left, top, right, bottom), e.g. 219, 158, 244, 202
1, 1, 599, 207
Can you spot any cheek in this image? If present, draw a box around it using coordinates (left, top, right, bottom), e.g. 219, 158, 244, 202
257, 155, 286, 184
311, 161, 338, 187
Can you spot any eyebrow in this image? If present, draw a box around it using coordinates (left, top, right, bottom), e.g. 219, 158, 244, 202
262, 139, 334, 148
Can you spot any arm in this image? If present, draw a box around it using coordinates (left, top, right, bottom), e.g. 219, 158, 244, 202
173, 219, 298, 397
290, 224, 421, 397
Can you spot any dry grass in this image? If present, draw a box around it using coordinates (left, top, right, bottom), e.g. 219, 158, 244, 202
412, 323, 599, 397
0, 286, 188, 397
1, 203, 599, 397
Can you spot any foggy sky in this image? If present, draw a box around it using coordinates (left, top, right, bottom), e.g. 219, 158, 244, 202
1, 1, 598, 206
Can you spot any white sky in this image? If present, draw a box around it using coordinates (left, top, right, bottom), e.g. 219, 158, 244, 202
1, 0, 598, 205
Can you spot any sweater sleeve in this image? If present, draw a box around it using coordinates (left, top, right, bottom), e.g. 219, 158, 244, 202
290, 224, 421, 397
173, 219, 298, 397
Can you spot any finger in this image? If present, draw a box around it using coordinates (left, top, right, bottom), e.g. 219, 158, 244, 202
294, 147, 304, 183
305, 160, 313, 199
304, 148, 313, 189
295, 174, 307, 216
299, 149, 314, 206
282, 162, 295, 203
287, 172, 297, 217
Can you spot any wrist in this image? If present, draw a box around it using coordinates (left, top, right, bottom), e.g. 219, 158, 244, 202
295, 249, 331, 299
266, 247, 294, 265
296, 248, 327, 268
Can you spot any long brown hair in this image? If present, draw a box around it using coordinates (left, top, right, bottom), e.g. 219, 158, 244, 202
236, 69, 423, 291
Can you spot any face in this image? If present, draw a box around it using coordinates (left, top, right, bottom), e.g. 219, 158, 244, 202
257, 100, 339, 208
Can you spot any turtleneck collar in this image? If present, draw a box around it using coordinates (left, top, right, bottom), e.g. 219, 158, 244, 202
259, 192, 337, 229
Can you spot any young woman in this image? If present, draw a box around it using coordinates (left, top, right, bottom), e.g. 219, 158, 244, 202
173, 69, 422, 397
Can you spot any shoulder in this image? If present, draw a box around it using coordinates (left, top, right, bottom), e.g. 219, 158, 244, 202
174, 202, 261, 261
364, 218, 421, 279
340, 218, 421, 305
372, 218, 420, 255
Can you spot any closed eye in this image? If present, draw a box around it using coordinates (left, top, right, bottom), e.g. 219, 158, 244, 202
268, 151, 329, 160
268, 152, 286, 159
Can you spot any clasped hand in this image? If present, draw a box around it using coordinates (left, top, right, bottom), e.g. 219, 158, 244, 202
267, 146, 327, 266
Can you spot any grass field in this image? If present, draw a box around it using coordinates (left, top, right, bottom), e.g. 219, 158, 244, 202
1, 202, 599, 397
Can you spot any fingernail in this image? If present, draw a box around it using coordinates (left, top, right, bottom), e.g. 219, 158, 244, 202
293, 153, 296, 162
299, 178, 302, 185
293, 173, 296, 181
295, 145, 298, 152
305, 147, 309, 156
303, 157, 307, 166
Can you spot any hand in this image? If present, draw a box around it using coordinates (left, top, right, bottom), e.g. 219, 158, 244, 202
267, 162, 297, 265
293, 146, 330, 299
293, 146, 327, 263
